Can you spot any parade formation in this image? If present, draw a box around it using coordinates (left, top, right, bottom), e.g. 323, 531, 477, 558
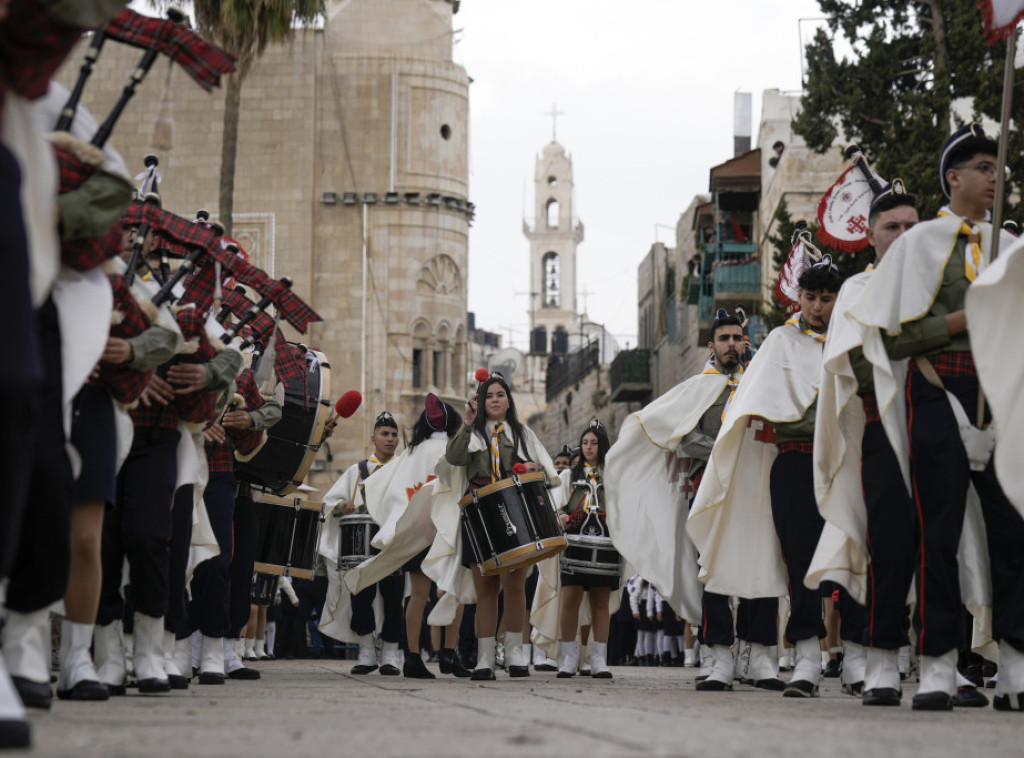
4, 0, 1024, 753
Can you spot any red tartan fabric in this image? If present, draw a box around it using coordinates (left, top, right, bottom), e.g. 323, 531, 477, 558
777, 441, 814, 455
229, 368, 265, 457
223, 263, 321, 334
53, 145, 122, 270
130, 396, 179, 429
0, 0, 87, 114
909, 351, 976, 379
222, 288, 306, 383
860, 391, 881, 424
89, 273, 152, 404
123, 202, 221, 252
205, 440, 235, 474
170, 305, 219, 425
102, 9, 235, 92
565, 505, 606, 532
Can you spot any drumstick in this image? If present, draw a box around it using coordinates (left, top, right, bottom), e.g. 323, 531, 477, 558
326, 389, 362, 426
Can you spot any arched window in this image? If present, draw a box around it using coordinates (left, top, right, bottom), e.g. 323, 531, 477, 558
546, 198, 560, 229
542, 252, 560, 308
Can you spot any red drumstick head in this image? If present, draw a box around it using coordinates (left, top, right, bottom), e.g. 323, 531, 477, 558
335, 390, 362, 418
512, 463, 528, 475
474, 368, 490, 383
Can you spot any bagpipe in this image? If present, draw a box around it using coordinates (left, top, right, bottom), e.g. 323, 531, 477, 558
48, 6, 236, 273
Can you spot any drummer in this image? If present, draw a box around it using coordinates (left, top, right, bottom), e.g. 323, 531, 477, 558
552, 445, 573, 472
555, 419, 617, 680
319, 411, 401, 674
445, 372, 559, 680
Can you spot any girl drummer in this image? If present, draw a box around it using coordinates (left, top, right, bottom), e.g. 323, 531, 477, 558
444, 371, 559, 680
556, 419, 616, 679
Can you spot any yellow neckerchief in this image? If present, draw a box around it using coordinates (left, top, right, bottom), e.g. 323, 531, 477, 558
702, 358, 745, 420
490, 423, 505, 482
581, 462, 602, 514
785, 314, 827, 343
937, 208, 984, 282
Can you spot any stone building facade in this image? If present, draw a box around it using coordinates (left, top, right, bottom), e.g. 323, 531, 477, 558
56, 0, 472, 488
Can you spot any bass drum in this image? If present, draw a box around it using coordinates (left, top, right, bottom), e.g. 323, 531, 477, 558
235, 345, 331, 495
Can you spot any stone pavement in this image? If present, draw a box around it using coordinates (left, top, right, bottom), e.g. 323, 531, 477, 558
21, 661, 1021, 758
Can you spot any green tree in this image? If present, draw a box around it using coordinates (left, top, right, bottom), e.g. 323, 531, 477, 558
794, 1, 1021, 221
180, 0, 323, 236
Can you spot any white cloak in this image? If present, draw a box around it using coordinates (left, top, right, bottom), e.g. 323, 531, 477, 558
605, 363, 734, 623
687, 320, 825, 599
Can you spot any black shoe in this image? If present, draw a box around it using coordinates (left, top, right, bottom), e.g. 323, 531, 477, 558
842, 681, 864, 696
56, 679, 109, 701
508, 666, 530, 678
534, 663, 557, 672
863, 687, 901, 706
379, 664, 400, 676
993, 692, 1024, 711
351, 664, 378, 675
137, 677, 172, 694
695, 674, 709, 682
986, 678, 997, 689
963, 664, 985, 687
12, 677, 52, 709
579, 668, 591, 677
755, 677, 787, 691
695, 678, 733, 692
0, 719, 30, 750
438, 649, 472, 678
470, 668, 496, 681
822, 659, 842, 678
954, 686, 988, 708
912, 691, 953, 711
105, 679, 127, 697
556, 670, 575, 679
403, 654, 435, 679
661, 652, 673, 667
260, 654, 275, 661
168, 674, 189, 690
783, 679, 819, 698
226, 666, 261, 680
198, 671, 226, 685
592, 670, 613, 680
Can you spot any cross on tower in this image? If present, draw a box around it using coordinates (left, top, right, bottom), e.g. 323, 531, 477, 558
545, 102, 564, 141
578, 285, 592, 315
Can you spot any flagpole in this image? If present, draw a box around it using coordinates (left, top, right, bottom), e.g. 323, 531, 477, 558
991, 25, 1019, 261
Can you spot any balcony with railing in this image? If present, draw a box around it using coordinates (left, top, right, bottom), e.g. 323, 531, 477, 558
546, 341, 600, 401
609, 348, 651, 403
696, 241, 761, 322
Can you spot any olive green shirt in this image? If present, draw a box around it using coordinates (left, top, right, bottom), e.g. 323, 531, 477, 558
884, 238, 969, 361
682, 383, 733, 482
772, 316, 824, 444
58, 171, 133, 241
446, 422, 521, 483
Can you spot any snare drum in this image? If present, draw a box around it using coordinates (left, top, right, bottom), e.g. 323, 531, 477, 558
336, 513, 379, 570
251, 572, 278, 605
561, 533, 623, 576
459, 472, 566, 576
253, 494, 323, 580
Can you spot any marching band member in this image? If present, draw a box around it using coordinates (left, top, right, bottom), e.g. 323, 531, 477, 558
318, 411, 400, 674
439, 372, 558, 680
688, 257, 844, 698
555, 419, 616, 679
808, 180, 919, 705
607, 309, 780, 691
194, 365, 281, 684
848, 124, 1024, 711
346, 395, 468, 678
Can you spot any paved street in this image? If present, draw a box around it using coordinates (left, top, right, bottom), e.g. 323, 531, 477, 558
20, 660, 1022, 758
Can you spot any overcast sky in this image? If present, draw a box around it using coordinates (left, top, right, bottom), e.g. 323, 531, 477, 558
453, 0, 826, 351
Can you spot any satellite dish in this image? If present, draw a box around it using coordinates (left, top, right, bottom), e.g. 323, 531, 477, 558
489, 348, 524, 388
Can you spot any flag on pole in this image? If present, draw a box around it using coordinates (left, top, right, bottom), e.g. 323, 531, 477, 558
774, 228, 809, 311
979, 0, 1024, 43
816, 163, 874, 253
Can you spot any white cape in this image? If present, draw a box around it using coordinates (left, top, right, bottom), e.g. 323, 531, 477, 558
965, 233, 1024, 518
345, 436, 448, 594
688, 321, 825, 598
605, 365, 732, 623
